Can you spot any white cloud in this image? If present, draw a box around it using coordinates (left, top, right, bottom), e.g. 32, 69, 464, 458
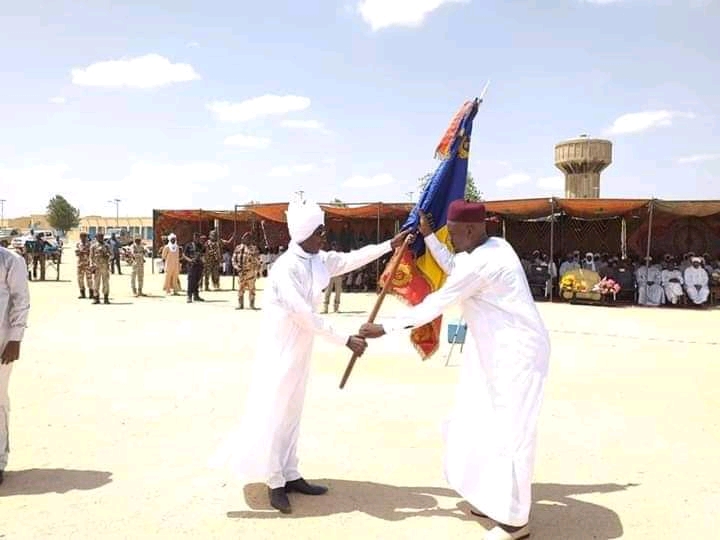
495, 173, 531, 188
280, 119, 325, 130
207, 95, 311, 123
343, 173, 396, 188
71, 54, 200, 89
49, 96, 65, 104
537, 176, 564, 190
223, 134, 271, 149
677, 153, 720, 164
605, 110, 695, 135
357, 0, 467, 31
268, 163, 317, 177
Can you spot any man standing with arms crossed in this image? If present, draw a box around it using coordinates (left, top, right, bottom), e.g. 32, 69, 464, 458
0, 245, 31, 485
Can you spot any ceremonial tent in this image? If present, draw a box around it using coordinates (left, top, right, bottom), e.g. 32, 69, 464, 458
153, 198, 720, 260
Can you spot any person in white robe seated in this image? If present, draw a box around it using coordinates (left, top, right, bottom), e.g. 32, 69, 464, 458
661, 260, 684, 305
209, 198, 409, 514
636, 256, 664, 306
360, 201, 550, 540
684, 256, 709, 305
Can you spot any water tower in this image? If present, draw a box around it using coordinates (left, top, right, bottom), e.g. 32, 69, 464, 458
554, 135, 612, 198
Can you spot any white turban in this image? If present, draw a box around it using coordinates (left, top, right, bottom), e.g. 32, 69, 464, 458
286, 199, 324, 243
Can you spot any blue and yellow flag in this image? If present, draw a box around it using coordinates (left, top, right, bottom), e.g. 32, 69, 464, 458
380, 99, 479, 359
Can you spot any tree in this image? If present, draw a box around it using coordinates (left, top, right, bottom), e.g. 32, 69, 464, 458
46, 195, 80, 233
329, 198, 347, 207
417, 171, 483, 201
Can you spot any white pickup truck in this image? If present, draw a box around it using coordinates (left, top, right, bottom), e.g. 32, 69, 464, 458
11, 229, 59, 250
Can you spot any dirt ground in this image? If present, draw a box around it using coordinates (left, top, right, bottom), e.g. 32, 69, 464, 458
1, 253, 718, 539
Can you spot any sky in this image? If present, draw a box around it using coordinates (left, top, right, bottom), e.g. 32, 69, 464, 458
1, 0, 718, 218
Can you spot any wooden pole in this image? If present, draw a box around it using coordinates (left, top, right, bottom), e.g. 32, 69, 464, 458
549, 198, 555, 302
339, 233, 413, 389
643, 199, 655, 302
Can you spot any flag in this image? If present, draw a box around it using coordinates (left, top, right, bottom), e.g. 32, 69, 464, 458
380, 99, 480, 359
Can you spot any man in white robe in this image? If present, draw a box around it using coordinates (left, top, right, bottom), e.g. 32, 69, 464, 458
211, 199, 408, 514
661, 261, 684, 305
684, 256, 709, 305
360, 201, 549, 540
636, 257, 664, 306
1, 246, 31, 485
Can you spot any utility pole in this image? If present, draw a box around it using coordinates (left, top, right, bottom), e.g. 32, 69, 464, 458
0, 199, 5, 228
108, 199, 121, 227
295, 190, 304, 202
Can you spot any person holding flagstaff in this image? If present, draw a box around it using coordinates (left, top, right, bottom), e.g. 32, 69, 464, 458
211, 197, 410, 514
360, 200, 549, 540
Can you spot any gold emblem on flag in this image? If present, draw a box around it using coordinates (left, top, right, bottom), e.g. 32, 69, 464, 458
458, 136, 469, 159
392, 263, 412, 287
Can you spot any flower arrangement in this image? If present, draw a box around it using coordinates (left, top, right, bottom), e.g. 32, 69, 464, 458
560, 274, 590, 293
593, 277, 622, 296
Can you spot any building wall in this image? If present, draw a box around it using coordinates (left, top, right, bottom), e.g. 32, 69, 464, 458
66, 216, 154, 243
5, 215, 51, 231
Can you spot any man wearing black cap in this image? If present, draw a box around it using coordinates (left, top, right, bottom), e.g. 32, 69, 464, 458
361, 199, 549, 540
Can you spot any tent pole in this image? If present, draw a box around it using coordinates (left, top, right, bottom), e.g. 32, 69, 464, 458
501, 218, 506, 239
376, 202, 381, 284
549, 199, 556, 301
232, 205, 238, 291
643, 199, 655, 303
621, 216, 627, 259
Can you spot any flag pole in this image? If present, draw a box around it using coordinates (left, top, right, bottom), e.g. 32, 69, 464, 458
339, 233, 414, 389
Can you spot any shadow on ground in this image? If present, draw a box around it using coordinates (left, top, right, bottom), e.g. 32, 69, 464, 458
228, 480, 635, 540
0, 468, 112, 496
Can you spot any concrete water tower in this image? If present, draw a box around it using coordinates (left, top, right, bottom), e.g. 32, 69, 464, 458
554, 135, 612, 199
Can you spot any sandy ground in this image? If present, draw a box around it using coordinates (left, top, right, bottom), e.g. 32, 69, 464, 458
1, 252, 719, 539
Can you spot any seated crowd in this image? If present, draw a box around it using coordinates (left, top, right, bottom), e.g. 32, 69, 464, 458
519, 250, 719, 307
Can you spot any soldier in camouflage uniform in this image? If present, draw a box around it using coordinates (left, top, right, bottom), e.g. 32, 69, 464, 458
75, 231, 94, 299
232, 233, 261, 310
90, 232, 112, 304
130, 236, 146, 297
203, 230, 222, 291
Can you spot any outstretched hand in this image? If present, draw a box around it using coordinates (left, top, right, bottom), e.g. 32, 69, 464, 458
390, 229, 414, 250
359, 323, 385, 339
418, 210, 434, 237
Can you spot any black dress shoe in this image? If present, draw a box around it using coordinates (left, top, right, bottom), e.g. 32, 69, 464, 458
269, 487, 291, 513
285, 478, 328, 496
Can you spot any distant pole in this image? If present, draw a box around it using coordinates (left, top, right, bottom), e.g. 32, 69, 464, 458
0, 199, 5, 228
295, 191, 304, 202
108, 199, 121, 227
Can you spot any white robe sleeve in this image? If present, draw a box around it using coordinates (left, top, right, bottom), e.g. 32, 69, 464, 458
5, 251, 31, 341
383, 258, 482, 333
322, 241, 392, 278
423, 233, 454, 274
274, 265, 349, 347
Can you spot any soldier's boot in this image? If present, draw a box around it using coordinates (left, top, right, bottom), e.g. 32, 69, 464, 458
104, 294, 110, 305
93, 293, 101, 305
132, 288, 138, 297
322, 304, 329, 314
138, 288, 145, 297
78, 288, 86, 299
250, 296, 256, 310
236, 297, 244, 310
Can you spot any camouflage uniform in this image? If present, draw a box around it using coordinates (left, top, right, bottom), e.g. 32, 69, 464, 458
203, 238, 222, 291
90, 238, 112, 304
232, 243, 261, 309
130, 240, 145, 296
75, 237, 94, 299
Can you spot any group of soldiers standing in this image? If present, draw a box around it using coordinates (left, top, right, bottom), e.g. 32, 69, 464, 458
76, 232, 147, 304
155, 229, 262, 309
